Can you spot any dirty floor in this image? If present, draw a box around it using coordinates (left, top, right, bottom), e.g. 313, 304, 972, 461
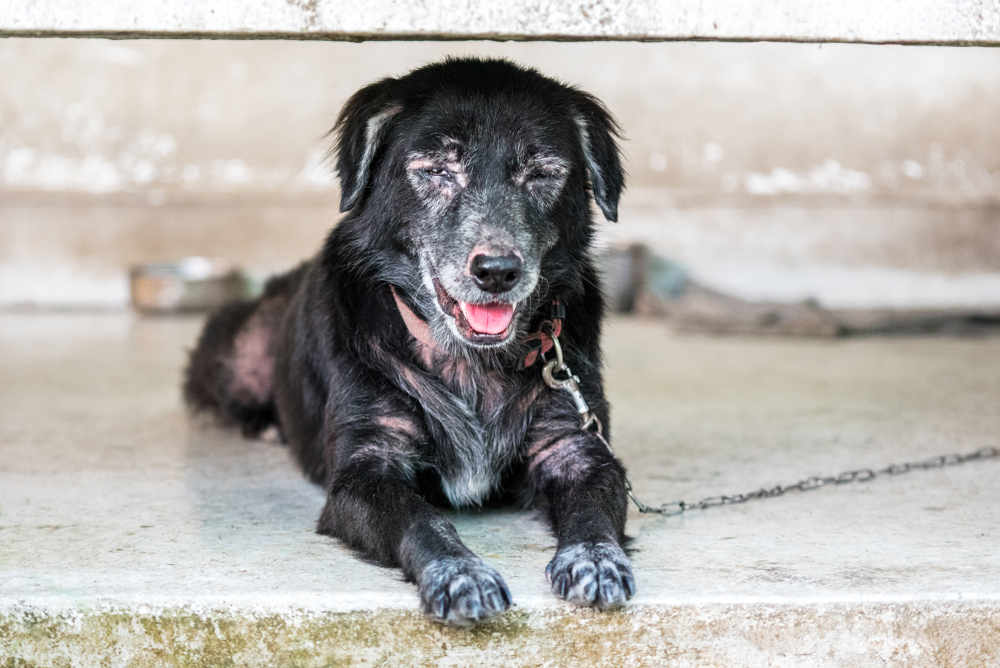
1, 314, 998, 666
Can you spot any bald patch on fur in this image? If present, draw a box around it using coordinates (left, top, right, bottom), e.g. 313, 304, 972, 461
528, 435, 593, 481
375, 414, 424, 440
229, 297, 286, 402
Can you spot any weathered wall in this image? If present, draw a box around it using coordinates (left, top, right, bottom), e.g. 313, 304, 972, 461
1, 39, 999, 307
4, 0, 1000, 44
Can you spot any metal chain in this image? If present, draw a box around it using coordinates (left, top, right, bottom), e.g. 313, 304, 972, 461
620, 445, 1000, 517
539, 333, 1000, 518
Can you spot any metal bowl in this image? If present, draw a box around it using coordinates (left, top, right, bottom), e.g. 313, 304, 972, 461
129, 258, 248, 314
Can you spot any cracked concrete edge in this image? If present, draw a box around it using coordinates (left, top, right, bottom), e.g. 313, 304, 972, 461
3, 32, 999, 47
1, 602, 998, 667
2, 0, 1000, 45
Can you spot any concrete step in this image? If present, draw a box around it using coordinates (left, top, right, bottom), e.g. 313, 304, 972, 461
1, 314, 998, 666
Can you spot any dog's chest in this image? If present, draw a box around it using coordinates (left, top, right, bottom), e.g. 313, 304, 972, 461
423, 364, 526, 507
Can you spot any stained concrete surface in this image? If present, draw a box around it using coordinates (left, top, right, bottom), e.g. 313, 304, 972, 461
1, 314, 999, 665
4, 0, 1000, 44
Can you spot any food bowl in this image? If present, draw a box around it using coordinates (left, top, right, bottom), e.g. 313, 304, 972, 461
129, 258, 248, 314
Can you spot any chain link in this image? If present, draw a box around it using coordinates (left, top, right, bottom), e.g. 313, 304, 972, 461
623, 446, 1000, 517
539, 332, 999, 518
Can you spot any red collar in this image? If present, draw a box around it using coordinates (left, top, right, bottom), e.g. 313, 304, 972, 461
390, 286, 564, 370
519, 299, 565, 368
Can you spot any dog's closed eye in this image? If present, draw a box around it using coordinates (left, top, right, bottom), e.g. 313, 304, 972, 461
406, 156, 469, 195
518, 157, 569, 186
517, 159, 569, 212
525, 167, 563, 182
408, 158, 462, 179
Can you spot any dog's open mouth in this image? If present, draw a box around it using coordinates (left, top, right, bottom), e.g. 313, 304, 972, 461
434, 278, 515, 343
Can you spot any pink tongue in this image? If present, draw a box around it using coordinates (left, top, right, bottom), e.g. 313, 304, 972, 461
459, 302, 514, 335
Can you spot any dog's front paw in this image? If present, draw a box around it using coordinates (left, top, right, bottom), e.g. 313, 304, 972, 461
546, 541, 635, 610
418, 556, 512, 626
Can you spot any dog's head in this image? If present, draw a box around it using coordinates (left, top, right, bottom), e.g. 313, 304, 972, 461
332, 58, 623, 350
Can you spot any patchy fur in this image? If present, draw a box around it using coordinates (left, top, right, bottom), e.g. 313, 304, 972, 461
184, 58, 633, 625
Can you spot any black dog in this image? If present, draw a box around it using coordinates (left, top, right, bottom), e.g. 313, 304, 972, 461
185, 58, 634, 625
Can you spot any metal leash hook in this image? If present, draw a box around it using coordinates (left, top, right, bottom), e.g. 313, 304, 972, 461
540, 334, 593, 418
540, 334, 608, 438
540, 334, 601, 436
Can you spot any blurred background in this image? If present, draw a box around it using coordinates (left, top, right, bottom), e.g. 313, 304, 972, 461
2, 39, 999, 314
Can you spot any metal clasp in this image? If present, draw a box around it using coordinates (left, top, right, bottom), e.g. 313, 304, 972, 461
542, 358, 591, 416
539, 332, 592, 417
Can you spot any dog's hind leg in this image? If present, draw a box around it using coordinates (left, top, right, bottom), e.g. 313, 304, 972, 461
183, 298, 277, 436
184, 265, 305, 438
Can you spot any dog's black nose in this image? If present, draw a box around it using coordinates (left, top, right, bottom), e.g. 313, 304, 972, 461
470, 253, 523, 294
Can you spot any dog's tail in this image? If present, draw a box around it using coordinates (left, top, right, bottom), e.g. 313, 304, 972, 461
183, 263, 307, 438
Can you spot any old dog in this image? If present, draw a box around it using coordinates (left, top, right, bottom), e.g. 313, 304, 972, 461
185, 58, 634, 625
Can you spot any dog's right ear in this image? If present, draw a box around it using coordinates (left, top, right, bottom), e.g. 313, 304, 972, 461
331, 78, 402, 213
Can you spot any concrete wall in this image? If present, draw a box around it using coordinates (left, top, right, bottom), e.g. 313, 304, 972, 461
5, 0, 1000, 44
2, 39, 999, 307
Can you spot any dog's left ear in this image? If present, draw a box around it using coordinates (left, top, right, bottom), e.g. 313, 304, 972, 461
331, 78, 403, 213
572, 93, 624, 222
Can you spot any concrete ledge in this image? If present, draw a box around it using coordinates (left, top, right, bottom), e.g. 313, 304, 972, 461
2, 0, 1000, 44
4, 603, 999, 666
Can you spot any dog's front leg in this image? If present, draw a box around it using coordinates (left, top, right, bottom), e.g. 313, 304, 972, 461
319, 457, 511, 625
526, 397, 636, 609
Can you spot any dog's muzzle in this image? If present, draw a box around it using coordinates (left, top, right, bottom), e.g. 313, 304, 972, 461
433, 278, 517, 343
